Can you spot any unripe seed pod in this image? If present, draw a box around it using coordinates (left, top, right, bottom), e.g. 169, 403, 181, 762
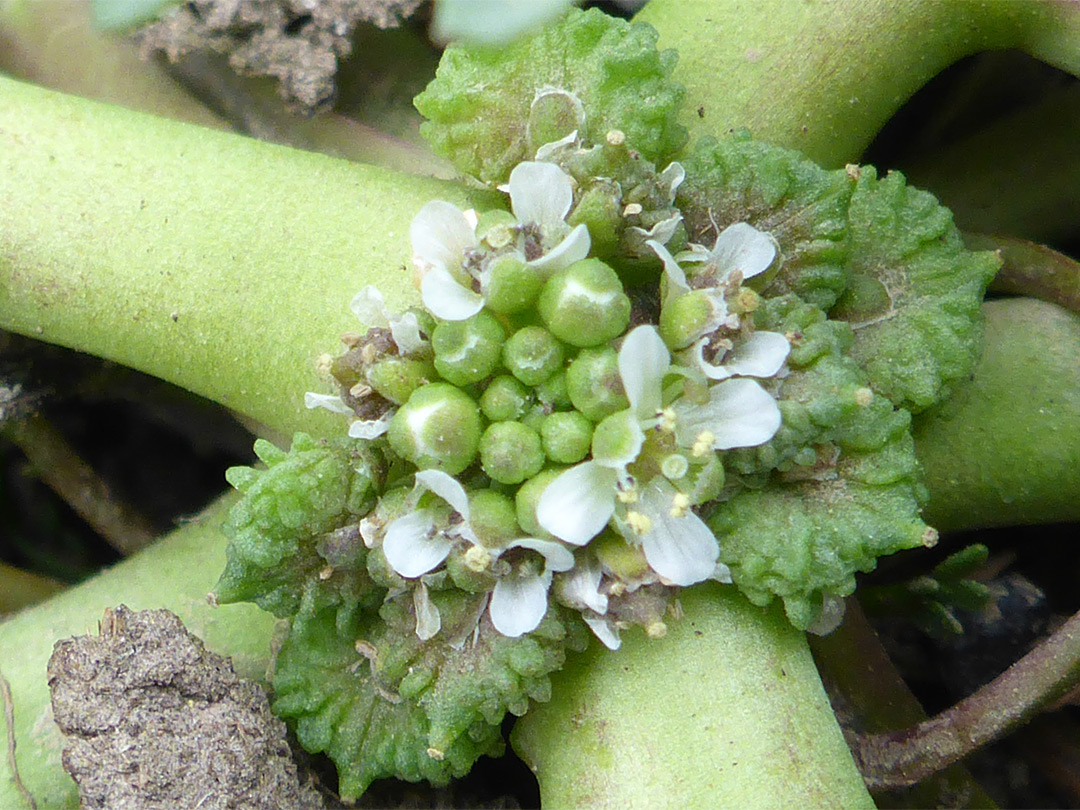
480, 375, 531, 422
535, 369, 571, 410
388, 383, 481, 475
566, 347, 628, 421
484, 254, 543, 315
480, 421, 545, 485
468, 489, 520, 548
538, 258, 630, 348
503, 326, 565, 386
659, 290, 716, 350
593, 531, 651, 581
591, 410, 644, 467
432, 310, 505, 387
365, 356, 435, 405
515, 467, 565, 539
568, 180, 622, 258
541, 411, 594, 464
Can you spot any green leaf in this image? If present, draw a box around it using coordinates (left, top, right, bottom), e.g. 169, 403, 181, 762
272, 588, 583, 800
214, 433, 384, 616
415, 7, 687, 184
834, 167, 1000, 412
678, 133, 856, 311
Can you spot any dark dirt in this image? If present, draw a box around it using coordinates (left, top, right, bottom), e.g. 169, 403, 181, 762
137, 0, 425, 113
47, 605, 324, 810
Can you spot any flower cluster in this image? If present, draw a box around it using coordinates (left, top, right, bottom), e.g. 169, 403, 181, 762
307, 157, 790, 650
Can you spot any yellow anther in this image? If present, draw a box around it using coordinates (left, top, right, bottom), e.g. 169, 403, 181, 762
463, 545, 493, 573
625, 511, 652, 535
854, 387, 873, 407
691, 430, 715, 458
350, 382, 373, 399
427, 747, 445, 761
360, 343, 378, 364
315, 353, 335, 375
622, 202, 643, 217
616, 487, 639, 505
606, 129, 626, 146
318, 565, 334, 581
645, 620, 668, 639
669, 493, 691, 518
735, 287, 761, 313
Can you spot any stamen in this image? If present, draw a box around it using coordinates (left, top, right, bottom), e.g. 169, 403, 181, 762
656, 407, 677, 433
623, 202, 643, 217
350, 382, 373, 398
691, 430, 715, 457
625, 511, 652, 535
669, 492, 691, 518
463, 545, 492, 573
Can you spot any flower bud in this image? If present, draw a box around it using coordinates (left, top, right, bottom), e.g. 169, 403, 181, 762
566, 347, 628, 421
503, 326, 565, 386
567, 180, 622, 257
659, 290, 717, 350
365, 356, 435, 405
468, 489, 520, 548
539, 258, 631, 348
480, 375, 531, 422
480, 421, 545, 484
484, 254, 543, 315
541, 411, 594, 464
388, 383, 481, 475
432, 310, 505, 387
514, 467, 565, 539
593, 531, 650, 581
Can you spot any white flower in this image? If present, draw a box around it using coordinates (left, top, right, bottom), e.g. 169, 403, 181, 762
504, 161, 591, 275
488, 537, 574, 637
555, 555, 622, 650
382, 469, 477, 578
689, 330, 791, 382
629, 162, 687, 247
536, 324, 669, 545
677, 220, 778, 281
410, 201, 485, 321
303, 393, 394, 440
349, 286, 426, 356
408, 162, 590, 321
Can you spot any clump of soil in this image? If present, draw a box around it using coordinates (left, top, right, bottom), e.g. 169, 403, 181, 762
47, 605, 323, 810
137, 0, 425, 112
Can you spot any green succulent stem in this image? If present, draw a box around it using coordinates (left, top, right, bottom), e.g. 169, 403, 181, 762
638, 0, 1080, 167
512, 584, 875, 809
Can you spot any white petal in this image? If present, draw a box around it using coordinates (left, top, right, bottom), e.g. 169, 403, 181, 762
305, 392, 354, 415
504, 537, 575, 573
713, 562, 734, 584
383, 509, 453, 578
420, 266, 484, 321
490, 573, 550, 637
359, 515, 381, 548
619, 325, 669, 421
710, 222, 776, 281
347, 412, 393, 439
675, 378, 782, 450
508, 161, 574, 229
583, 612, 621, 650
528, 223, 591, 276
414, 469, 471, 519
389, 312, 426, 356
557, 557, 608, 614
414, 583, 442, 641
659, 161, 686, 204
648, 239, 690, 296
537, 461, 617, 546
637, 478, 719, 586
410, 200, 477, 272
349, 286, 390, 327
631, 213, 683, 246
534, 129, 580, 161
719, 331, 790, 379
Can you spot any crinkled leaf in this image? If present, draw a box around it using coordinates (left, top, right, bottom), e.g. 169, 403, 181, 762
709, 431, 931, 630
215, 433, 385, 616
415, 7, 687, 183
678, 133, 856, 311
834, 167, 1000, 412
272, 588, 584, 800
